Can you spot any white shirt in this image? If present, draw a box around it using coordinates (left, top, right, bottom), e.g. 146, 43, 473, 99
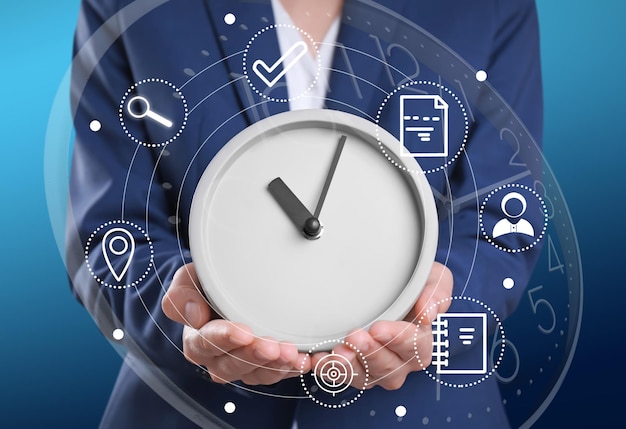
271, 0, 340, 110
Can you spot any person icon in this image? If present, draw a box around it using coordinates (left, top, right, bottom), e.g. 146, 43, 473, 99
492, 191, 535, 238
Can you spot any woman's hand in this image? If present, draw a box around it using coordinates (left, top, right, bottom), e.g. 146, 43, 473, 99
162, 263, 311, 385
310, 262, 453, 390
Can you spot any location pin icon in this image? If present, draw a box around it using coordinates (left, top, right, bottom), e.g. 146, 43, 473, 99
102, 227, 136, 282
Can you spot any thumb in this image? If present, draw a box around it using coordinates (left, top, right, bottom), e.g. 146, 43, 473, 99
161, 262, 211, 328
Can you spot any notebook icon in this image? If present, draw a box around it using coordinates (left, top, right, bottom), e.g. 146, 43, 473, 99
432, 313, 487, 375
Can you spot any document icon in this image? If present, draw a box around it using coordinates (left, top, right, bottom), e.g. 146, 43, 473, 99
432, 313, 487, 375
400, 95, 449, 157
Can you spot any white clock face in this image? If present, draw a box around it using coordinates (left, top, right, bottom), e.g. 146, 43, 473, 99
190, 109, 438, 348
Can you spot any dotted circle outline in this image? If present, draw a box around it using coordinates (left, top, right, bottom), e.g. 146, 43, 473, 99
413, 296, 506, 389
84, 220, 154, 289
242, 24, 321, 103
119, 78, 188, 148
479, 183, 548, 253
375, 80, 469, 174
300, 339, 369, 408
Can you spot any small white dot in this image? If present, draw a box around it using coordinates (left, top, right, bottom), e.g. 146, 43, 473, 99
224, 402, 236, 414
89, 120, 102, 132
395, 405, 407, 417
224, 13, 236, 25
503, 277, 515, 289
112, 329, 124, 340
476, 70, 488, 82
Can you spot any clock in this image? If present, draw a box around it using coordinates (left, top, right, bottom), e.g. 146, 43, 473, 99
188, 109, 438, 350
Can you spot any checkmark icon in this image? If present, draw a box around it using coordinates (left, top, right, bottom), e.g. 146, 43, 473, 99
252, 41, 308, 88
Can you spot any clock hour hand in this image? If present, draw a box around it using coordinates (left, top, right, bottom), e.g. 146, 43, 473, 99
268, 177, 322, 239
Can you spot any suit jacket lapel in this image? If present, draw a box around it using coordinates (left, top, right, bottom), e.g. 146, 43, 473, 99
326, 0, 411, 120
203, 0, 288, 125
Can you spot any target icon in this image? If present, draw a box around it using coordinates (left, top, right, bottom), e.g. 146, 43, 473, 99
313, 353, 356, 396
300, 340, 368, 408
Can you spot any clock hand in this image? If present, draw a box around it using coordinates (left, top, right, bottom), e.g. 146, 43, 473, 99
267, 134, 346, 239
313, 134, 347, 218
268, 177, 322, 239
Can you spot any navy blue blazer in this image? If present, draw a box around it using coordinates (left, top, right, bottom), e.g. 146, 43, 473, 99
68, 0, 543, 427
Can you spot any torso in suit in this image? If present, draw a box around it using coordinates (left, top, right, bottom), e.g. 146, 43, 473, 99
68, 0, 543, 427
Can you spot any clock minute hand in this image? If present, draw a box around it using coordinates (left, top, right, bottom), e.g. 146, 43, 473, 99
268, 178, 322, 239
314, 134, 347, 218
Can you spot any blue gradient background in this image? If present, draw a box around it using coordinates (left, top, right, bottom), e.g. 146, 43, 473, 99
1, 1, 623, 427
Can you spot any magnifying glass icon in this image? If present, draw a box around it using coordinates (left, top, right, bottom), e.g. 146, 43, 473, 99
126, 96, 174, 128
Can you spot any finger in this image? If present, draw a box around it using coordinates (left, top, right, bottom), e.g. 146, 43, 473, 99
162, 263, 211, 328
413, 323, 434, 369
184, 329, 270, 383
256, 344, 307, 380
185, 319, 308, 385
351, 323, 421, 390
240, 345, 307, 385
369, 321, 419, 362
408, 262, 454, 324
370, 320, 433, 369
192, 320, 255, 358
333, 329, 382, 389
183, 320, 254, 371
208, 337, 287, 384
309, 351, 330, 372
